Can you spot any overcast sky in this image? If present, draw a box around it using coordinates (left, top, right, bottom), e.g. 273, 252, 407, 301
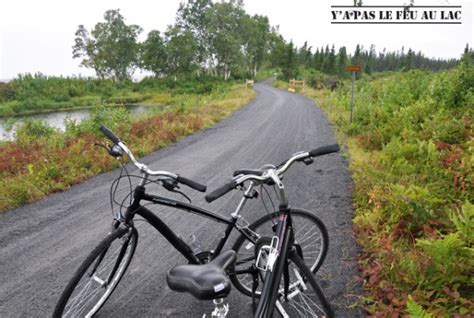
0, 0, 472, 80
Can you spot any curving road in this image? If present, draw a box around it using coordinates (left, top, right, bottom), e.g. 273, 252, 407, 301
0, 80, 362, 317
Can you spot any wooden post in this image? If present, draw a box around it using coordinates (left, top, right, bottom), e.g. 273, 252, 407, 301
346, 65, 361, 123
288, 79, 304, 93
350, 71, 355, 123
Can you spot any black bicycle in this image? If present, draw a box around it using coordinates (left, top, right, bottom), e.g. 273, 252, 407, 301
203, 145, 339, 317
53, 125, 332, 317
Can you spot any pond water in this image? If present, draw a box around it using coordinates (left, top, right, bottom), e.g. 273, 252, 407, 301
0, 105, 157, 141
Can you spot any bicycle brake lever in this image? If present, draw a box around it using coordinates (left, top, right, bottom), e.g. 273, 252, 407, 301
161, 178, 192, 203
94, 142, 108, 150
162, 177, 179, 191
302, 157, 314, 165
172, 189, 192, 203
109, 144, 123, 158
94, 142, 123, 158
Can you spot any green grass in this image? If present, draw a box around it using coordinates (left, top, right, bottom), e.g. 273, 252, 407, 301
0, 74, 236, 116
285, 63, 473, 316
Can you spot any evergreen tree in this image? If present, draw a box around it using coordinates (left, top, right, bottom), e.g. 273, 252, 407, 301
337, 46, 348, 76
352, 44, 362, 66
313, 48, 320, 70
461, 43, 473, 64
365, 44, 376, 74
281, 41, 298, 80
322, 45, 330, 73
327, 44, 337, 74
405, 48, 415, 71
298, 41, 312, 67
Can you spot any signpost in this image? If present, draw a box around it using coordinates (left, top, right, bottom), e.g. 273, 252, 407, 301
346, 65, 362, 123
288, 79, 305, 93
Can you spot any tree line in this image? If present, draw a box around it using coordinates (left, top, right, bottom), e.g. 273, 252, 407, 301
72, 0, 462, 81
292, 43, 460, 78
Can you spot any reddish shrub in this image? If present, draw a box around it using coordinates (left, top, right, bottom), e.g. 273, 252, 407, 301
0, 142, 43, 175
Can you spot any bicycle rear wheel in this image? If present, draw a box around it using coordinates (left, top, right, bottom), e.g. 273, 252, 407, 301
231, 209, 328, 296
53, 227, 138, 318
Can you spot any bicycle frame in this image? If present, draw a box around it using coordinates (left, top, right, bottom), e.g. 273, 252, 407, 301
118, 182, 260, 266
252, 168, 295, 318
254, 212, 293, 318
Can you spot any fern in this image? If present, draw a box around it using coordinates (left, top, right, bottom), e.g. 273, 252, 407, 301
450, 201, 474, 244
407, 296, 433, 318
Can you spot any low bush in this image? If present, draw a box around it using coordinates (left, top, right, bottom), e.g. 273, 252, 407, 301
0, 74, 241, 116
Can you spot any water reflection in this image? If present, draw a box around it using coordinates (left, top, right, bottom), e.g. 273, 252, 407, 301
0, 105, 156, 141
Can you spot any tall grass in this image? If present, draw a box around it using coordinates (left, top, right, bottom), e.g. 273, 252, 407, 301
294, 63, 473, 316
0, 74, 236, 116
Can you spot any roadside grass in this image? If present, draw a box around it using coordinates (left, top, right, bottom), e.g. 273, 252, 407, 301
0, 84, 255, 212
276, 64, 473, 316
0, 75, 234, 116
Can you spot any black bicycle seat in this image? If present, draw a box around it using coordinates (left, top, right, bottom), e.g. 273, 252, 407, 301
166, 250, 236, 300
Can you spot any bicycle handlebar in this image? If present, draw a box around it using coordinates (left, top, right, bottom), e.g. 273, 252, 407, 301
205, 180, 238, 202
100, 125, 121, 144
177, 175, 207, 192
205, 144, 340, 203
99, 125, 206, 193
309, 144, 340, 158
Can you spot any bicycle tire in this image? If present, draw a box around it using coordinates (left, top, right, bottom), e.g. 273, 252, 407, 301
231, 209, 328, 296
53, 226, 138, 318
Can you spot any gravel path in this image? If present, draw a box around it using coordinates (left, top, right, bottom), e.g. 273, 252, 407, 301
0, 80, 362, 317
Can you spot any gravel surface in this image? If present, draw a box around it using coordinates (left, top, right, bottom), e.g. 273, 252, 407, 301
0, 80, 363, 317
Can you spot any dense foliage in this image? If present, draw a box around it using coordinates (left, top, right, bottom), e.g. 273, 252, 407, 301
0, 74, 233, 116
74, 2, 274, 81
296, 57, 473, 316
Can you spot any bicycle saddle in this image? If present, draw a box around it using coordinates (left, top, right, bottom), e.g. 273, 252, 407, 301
166, 250, 236, 300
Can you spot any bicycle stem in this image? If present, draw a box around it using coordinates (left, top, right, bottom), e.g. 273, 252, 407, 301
266, 170, 288, 210
231, 182, 255, 219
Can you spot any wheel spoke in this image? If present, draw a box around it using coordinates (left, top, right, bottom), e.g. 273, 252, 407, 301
232, 210, 328, 300
56, 229, 137, 318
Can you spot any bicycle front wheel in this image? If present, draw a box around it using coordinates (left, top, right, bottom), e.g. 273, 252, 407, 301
231, 209, 328, 296
53, 227, 138, 318
275, 252, 334, 318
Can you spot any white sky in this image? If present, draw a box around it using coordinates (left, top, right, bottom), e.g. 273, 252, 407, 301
0, 0, 472, 80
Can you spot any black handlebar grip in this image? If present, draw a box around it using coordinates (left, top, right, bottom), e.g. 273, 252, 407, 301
99, 125, 120, 144
309, 144, 340, 157
177, 176, 207, 193
233, 169, 264, 177
205, 180, 238, 203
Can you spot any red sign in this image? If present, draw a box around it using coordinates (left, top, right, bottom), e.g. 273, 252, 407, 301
346, 65, 362, 72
